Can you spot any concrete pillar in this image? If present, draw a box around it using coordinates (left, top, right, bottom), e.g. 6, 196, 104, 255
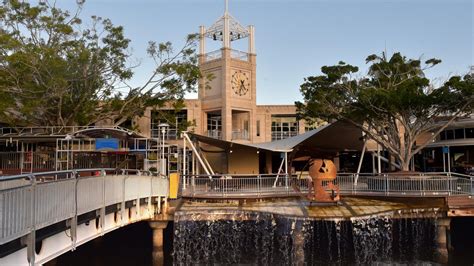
149, 221, 169, 266
248, 25, 255, 54
436, 218, 451, 264
199, 26, 206, 56
265, 151, 272, 174
293, 223, 305, 266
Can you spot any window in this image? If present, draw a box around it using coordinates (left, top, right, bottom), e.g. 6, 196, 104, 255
455, 128, 465, 139
439, 131, 446, 140
446, 130, 454, 140
256, 120, 260, 137
466, 128, 474, 139
271, 115, 299, 141
151, 110, 187, 139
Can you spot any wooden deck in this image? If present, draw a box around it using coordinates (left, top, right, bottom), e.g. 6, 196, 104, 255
447, 195, 474, 216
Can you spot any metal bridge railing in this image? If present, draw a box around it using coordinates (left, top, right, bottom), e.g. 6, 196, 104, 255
0, 169, 169, 246
181, 173, 474, 198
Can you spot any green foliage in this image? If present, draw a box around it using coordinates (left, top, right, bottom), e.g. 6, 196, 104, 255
297, 52, 473, 171
0, 0, 202, 127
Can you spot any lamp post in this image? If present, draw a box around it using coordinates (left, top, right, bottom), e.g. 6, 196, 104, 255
158, 123, 169, 176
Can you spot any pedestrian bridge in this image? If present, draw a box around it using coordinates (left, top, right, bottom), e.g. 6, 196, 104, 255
0, 169, 169, 265
1, 169, 473, 265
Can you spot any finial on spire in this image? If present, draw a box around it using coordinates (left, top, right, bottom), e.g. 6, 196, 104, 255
225, 0, 229, 14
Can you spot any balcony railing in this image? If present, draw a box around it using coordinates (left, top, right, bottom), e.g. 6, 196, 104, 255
151, 128, 180, 140
232, 130, 249, 140
206, 130, 222, 140
271, 131, 298, 141
203, 50, 222, 62
230, 49, 249, 61
202, 49, 249, 63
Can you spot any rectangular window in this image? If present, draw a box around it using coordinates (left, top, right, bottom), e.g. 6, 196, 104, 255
466, 128, 474, 139
446, 130, 454, 140
151, 110, 187, 139
271, 115, 299, 141
440, 131, 446, 140
256, 120, 260, 137
455, 128, 465, 139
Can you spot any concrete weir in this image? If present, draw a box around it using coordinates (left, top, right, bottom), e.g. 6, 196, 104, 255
168, 197, 453, 264
175, 197, 446, 220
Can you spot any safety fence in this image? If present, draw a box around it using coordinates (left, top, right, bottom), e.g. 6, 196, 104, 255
0, 152, 138, 175
0, 169, 169, 246
181, 172, 474, 198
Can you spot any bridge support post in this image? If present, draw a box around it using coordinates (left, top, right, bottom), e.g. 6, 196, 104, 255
436, 218, 452, 264
149, 221, 169, 266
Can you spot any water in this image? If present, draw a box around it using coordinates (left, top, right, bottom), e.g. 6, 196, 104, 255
48, 216, 474, 265
173, 213, 438, 265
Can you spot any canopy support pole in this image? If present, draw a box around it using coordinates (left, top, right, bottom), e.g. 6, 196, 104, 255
183, 132, 212, 178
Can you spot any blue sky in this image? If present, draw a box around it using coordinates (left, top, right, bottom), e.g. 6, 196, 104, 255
58, 0, 473, 104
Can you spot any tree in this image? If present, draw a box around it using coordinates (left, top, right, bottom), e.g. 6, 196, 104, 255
296, 52, 473, 171
0, 0, 203, 128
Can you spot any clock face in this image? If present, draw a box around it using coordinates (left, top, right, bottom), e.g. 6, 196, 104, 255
231, 70, 250, 96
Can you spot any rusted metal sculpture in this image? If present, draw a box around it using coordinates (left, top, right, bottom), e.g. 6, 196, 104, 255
307, 158, 340, 203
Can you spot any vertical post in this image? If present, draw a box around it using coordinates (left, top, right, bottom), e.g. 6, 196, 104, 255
149, 221, 169, 266
248, 25, 255, 54
27, 174, 36, 266
182, 137, 187, 190
372, 153, 376, 174
447, 147, 451, 173
71, 171, 78, 250
199, 26, 206, 56
100, 170, 106, 235
443, 151, 446, 172
223, 4, 230, 48
436, 218, 451, 264
377, 144, 382, 174
284, 152, 289, 192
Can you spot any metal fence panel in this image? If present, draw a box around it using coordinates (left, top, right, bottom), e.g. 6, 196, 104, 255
152, 178, 169, 196
0, 187, 31, 244
35, 179, 75, 229
104, 175, 124, 206
77, 177, 104, 215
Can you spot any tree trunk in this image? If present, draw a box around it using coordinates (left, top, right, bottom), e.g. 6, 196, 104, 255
401, 161, 411, 172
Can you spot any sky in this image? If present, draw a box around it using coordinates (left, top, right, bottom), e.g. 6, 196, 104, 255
57, 0, 473, 104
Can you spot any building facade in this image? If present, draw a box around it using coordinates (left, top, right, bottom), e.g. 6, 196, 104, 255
135, 7, 309, 143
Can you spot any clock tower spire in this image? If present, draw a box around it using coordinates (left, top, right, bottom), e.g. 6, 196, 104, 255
198, 2, 257, 142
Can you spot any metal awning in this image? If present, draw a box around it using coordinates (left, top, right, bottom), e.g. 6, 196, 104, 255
425, 139, 474, 148
189, 121, 364, 155
73, 127, 145, 140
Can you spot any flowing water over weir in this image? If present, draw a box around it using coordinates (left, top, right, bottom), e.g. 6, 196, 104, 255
172, 212, 438, 265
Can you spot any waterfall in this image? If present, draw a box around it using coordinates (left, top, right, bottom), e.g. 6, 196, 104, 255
173, 211, 438, 265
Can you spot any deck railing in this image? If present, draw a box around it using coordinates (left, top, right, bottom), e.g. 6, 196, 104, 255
181, 172, 474, 198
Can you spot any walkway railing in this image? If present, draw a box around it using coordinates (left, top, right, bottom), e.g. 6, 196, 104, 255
0, 169, 168, 246
181, 172, 474, 198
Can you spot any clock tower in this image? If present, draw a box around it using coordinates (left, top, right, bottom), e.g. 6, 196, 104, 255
198, 1, 257, 142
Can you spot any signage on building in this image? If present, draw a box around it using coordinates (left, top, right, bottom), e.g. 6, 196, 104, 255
96, 138, 119, 151
442, 146, 449, 154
